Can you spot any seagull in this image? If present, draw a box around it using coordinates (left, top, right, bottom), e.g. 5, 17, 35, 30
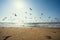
15, 14, 17, 16
48, 16, 51, 19
39, 17, 41, 19
2, 17, 7, 21
54, 18, 59, 21
55, 18, 58, 20
41, 13, 43, 15
30, 8, 32, 10
30, 13, 32, 15
12, 13, 17, 16
25, 12, 27, 13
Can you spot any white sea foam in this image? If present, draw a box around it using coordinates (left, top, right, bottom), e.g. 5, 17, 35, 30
0, 22, 60, 28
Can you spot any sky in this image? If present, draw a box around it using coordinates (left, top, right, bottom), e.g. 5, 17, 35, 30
0, 0, 60, 23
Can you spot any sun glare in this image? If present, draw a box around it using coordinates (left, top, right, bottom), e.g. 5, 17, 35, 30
12, 1, 29, 23
14, 1, 26, 9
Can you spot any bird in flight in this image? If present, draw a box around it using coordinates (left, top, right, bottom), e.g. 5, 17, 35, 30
41, 13, 43, 15
2, 17, 7, 21
30, 8, 32, 10
15, 14, 17, 16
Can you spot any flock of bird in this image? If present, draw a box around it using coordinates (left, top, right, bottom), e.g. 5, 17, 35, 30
0, 8, 60, 23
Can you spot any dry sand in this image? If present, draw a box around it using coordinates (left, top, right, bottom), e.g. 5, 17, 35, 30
0, 27, 60, 40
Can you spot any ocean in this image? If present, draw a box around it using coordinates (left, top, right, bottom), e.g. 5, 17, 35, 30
0, 22, 60, 28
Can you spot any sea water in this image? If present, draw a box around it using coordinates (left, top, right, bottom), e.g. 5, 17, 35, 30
0, 22, 60, 28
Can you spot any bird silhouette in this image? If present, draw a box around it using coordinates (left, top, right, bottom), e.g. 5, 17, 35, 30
48, 16, 51, 19
2, 17, 7, 21
30, 13, 32, 15
25, 12, 27, 13
39, 17, 41, 19
30, 8, 32, 10
41, 13, 43, 15
15, 14, 17, 16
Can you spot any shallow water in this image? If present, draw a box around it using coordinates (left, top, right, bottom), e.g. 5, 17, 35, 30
0, 22, 60, 28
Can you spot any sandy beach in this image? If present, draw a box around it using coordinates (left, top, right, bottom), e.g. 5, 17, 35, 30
0, 27, 60, 40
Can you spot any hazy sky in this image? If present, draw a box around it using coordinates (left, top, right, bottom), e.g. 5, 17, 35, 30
0, 0, 60, 23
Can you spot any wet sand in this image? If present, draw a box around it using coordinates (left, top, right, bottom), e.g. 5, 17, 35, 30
0, 27, 60, 40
